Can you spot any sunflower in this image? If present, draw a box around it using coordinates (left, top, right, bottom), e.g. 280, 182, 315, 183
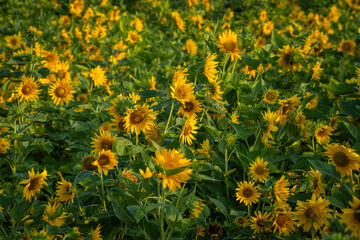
338, 40, 356, 55
189, 201, 205, 218
49, 79, 75, 105
294, 194, 332, 232
5, 32, 24, 49
262, 21, 274, 35
178, 98, 202, 118
139, 167, 152, 179
170, 77, 195, 103
124, 104, 156, 135
217, 29, 241, 61
91, 130, 116, 153
92, 149, 118, 176
308, 168, 325, 198
231, 112, 240, 124
52, 61, 71, 82
196, 225, 205, 240
15, 76, 41, 102
249, 157, 270, 183
276, 94, 301, 125
314, 124, 332, 145
305, 92, 318, 109
183, 39, 198, 56
100, 122, 112, 132
180, 115, 199, 145
152, 148, 192, 192
207, 79, 223, 101
19, 168, 48, 201
242, 65, 257, 79
197, 139, 211, 158
261, 109, 278, 144
323, 143, 360, 178
250, 211, 272, 234
126, 30, 142, 44
339, 196, 360, 238
111, 115, 126, 132
273, 175, 290, 204
90, 224, 103, 240
56, 177, 75, 204
90, 66, 107, 87
0, 138, 10, 154
81, 155, 97, 171
204, 53, 219, 83
272, 211, 296, 236
234, 216, 250, 228
277, 45, 303, 72
42, 202, 67, 227
145, 123, 162, 145
235, 181, 261, 206
312, 61, 323, 81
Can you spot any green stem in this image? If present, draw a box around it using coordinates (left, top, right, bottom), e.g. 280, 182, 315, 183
100, 171, 107, 211
75, 189, 83, 213
164, 101, 174, 134
231, 59, 238, 76
224, 147, 229, 199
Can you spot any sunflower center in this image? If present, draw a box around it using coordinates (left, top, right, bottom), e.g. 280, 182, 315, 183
98, 154, 110, 166
22, 85, 33, 95
130, 34, 136, 42
242, 187, 253, 198
236, 217, 245, 225
10, 38, 18, 46
224, 42, 236, 51
276, 213, 287, 226
355, 209, 360, 222
55, 86, 67, 98
175, 87, 186, 99
305, 207, 318, 220
266, 93, 275, 101
82, 156, 97, 171
100, 139, 113, 150
57, 70, 66, 79
342, 43, 351, 51
118, 118, 126, 131
284, 53, 294, 65
255, 167, 264, 175
183, 124, 192, 136
316, 128, 328, 138
256, 218, 265, 228
184, 101, 194, 112
333, 151, 350, 167
28, 177, 42, 190
312, 177, 319, 189
130, 111, 145, 124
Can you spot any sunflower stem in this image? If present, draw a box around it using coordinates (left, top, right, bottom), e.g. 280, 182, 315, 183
224, 147, 229, 199
100, 171, 107, 211
164, 101, 174, 135
75, 189, 83, 213
136, 134, 139, 145
231, 58, 238, 77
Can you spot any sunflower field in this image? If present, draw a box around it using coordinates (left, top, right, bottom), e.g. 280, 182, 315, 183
1, 0, 360, 239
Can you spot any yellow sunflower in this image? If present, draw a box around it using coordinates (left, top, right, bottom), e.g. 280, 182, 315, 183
5, 32, 24, 49
91, 130, 116, 153
308, 168, 325, 198
180, 115, 199, 145
126, 30, 142, 44
170, 77, 195, 103
204, 53, 219, 83
234, 216, 250, 228
197, 139, 211, 158
124, 104, 156, 135
189, 201, 205, 218
217, 29, 241, 61
15, 76, 41, 102
261, 109, 278, 144
42, 202, 67, 227
19, 168, 48, 201
312, 61, 323, 81
92, 149, 119, 175
339, 196, 360, 238
139, 167, 152, 179
272, 211, 296, 236
56, 177, 75, 204
338, 40, 356, 55
90, 66, 107, 87
90, 224, 103, 240
276, 94, 301, 124
294, 194, 332, 232
145, 123, 162, 145
277, 45, 303, 72
273, 175, 290, 204
183, 39, 198, 56
235, 181, 261, 206
323, 143, 360, 178
81, 155, 97, 171
314, 124, 332, 145
152, 148, 192, 192
0, 138, 10, 154
52, 61, 71, 82
111, 115, 126, 132
249, 157, 270, 183
49, 79, 75, 105
207, 79, 223, 101
178, 98, 202, 118
250, 211, 272, 234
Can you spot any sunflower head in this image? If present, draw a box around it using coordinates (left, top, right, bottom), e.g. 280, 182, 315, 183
235, 181, 261, 206
338, 40, 356, 55
91, 130, 116, 153
49, 79, 75, 105
19, 168, 48, 201
92, 149, 119, 175
249, 157, 270, 183
16, 75, 41, 102
124, 104, 156, 135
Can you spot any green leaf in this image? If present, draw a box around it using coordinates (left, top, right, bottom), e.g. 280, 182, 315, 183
308, 160, 340, 180
137, 90, 163, 98
165, 166, 189, 178
165, 204, 182, 228
243, 56, 261, 69
10, 200, 32, 223
141, 151, 155, 171
209, 197, 228, 216
180, 143, 194, 160
127, 205, 147, 223
192, 173, 219, 182
343, 121, 360, 141
112, 202, 136, 223
70, 170, 93, 191
202, 99, 225, 114
113, 137, 141, 156
231, 123, 252, 140
271, 32, 288, 49
27, 113, 48, 122
320, 83, 358, 95
340, 101, 360, 117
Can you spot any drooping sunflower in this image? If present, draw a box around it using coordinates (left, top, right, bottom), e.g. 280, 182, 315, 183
263, 89, 279, 104
249, 157, 270, 183
152, 148, 192, 192
277, 45, 303, 72
314, 124, 332, 145
170, 77, 195, 103
273, 175, 290, 204
0, 138, 10, 154
19, 168, 48, 201
180, 115, 199, 145
16, 76, 42, 102
92, 149, 119, 176
42, 202, 67, 226
204, 53, 219, 83
250, 211, 272, 234
5, 32, 24, 49
91, 130, 116, 153
217, 29, 241, 61
56, 177, 75, 204
124, 104, 156, 136
52, 61, 71, 82
189, 201, 205, 218
338, 40, 356, 55
145, 123, 162, 145
235, 181, 261, 206
49, 79, 75, 105
339, 196, 360, 238
323, 143, 360, 178
272, 211, 296, 236
90, 66, 107, 87
261, 109, 278, 144
183, 39, 198, 56
308, 168, 325, 198
178, 98, 202, 118
294, 194, 332, 232
197, 139, 211, 158
207, 79, 224, 101
90, 224, 103, 240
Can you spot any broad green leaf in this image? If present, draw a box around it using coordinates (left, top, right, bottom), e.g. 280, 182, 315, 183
141, 150, 155, 170
343, 121, 360, 141
113, 137, 141, 156
10, 200, 32, 223
209, 197, 228, 216
308, 160, 340, 180
137, 90, 163, 98
70, 170, 93, 191
320, 83, 358, 95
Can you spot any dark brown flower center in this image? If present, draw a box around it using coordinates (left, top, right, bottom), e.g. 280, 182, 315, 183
28, 177, 41, 190
175, 87, 186, 99
184, 101, 194, 112
10, 38, 18, 46
130, 111, 145, 124
355, 208, 360, 222
305, 207, 317, 220
57, 70, 66, 79
82, 156, 96, 171
183, 124, 192, 136
22, 85, 33, 95
313, 177, 319, 189
118, 118, 126, 131
276, 213, 287, 226
100, 139, 113, 151
342, 43, 351, 51
255, 167, 264, 175
224, 42, 236, 51
242, 187, 253, 198
98, 154, 110, 166
333, 151, 350, 167
256, 218, 265, 227
284, 53, 294, 65
55, 86, 66, 98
